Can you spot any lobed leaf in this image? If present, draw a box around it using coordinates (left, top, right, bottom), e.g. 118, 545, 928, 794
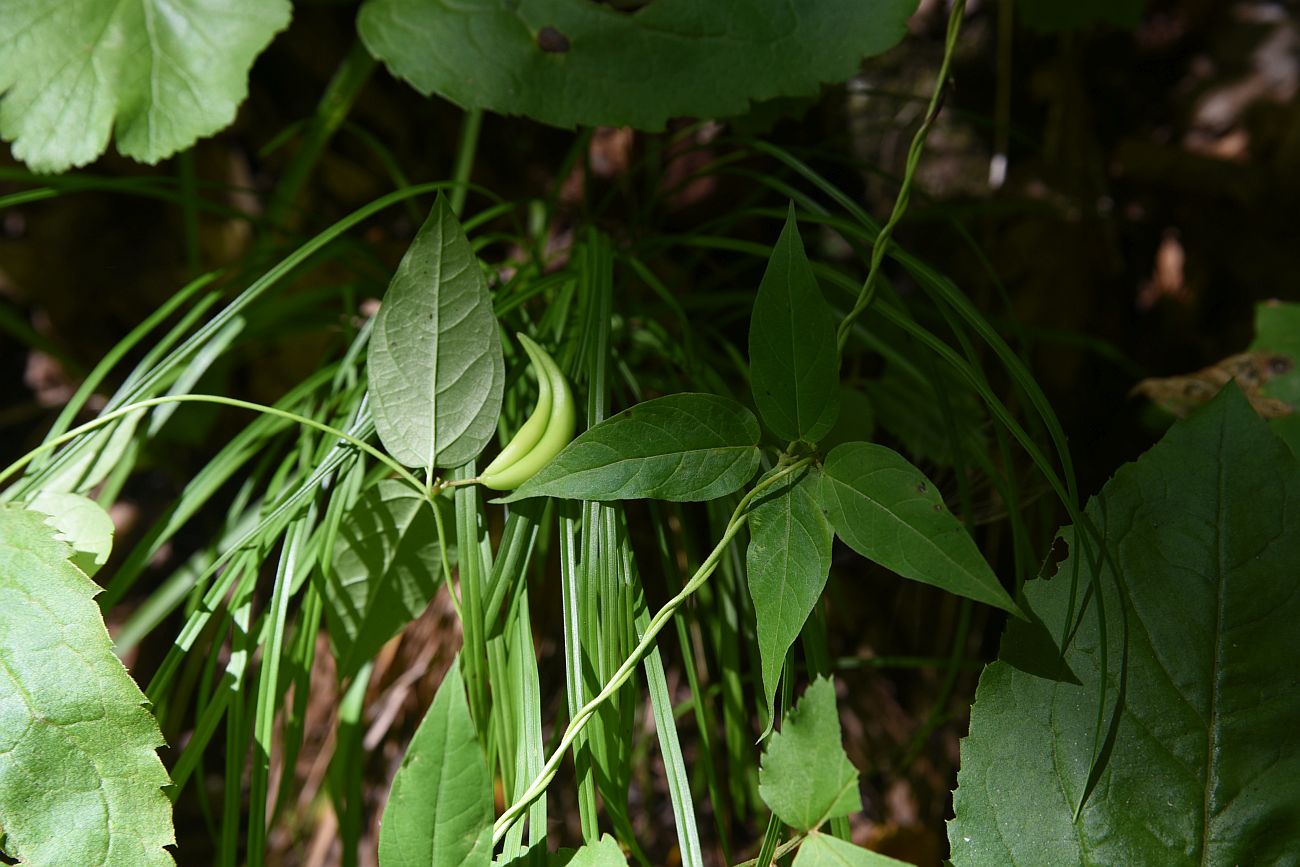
793, 833, 914, 866
26, 491, 115, 578
818, 442, 1019, 615
0, 506, 173, 866
758, 677, 860, 833
0, 0, 291, 172
501, 393, 761, 502
949, 385, 1300, 864
369, 195, 505, 471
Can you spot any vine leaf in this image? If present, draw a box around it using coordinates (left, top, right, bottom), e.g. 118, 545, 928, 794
747, 466, 832, 732
758, 677, 860, 833
794, 833, 914, 866
0, 505, 174, 866
0, 0, 291, 172
26, 491, 115, 578
567, 834, 629, 866
950, 385, 1300, 864
500, 393, 761, 503
325, 480, 454, 681
357, 0, 918, 131
749, 203, 840, 444
818, 442, 1020, 616
378, 656, 494, 867
369, 194, 505, 471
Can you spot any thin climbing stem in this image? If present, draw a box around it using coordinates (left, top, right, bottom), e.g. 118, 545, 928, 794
835, 0, 967, 351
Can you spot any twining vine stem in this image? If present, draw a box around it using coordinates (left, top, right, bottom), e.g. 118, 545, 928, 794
835, 0, 967, 351
491, 457, 815, 844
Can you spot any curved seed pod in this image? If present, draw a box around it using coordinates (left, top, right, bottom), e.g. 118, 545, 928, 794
479, 338, 575, 489
480, 334, 553, 485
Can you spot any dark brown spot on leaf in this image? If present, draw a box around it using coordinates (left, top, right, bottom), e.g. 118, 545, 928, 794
538, 26, 570, 53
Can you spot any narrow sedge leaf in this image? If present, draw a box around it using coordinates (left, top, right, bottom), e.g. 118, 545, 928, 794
794, 833, 915, 866
369, 194, 505, 471
749, 203, 840, 443
0, 506, 174, 866
819, 442, 1020, 616
26, 491, 114, 578
950, 386, 1300, 865
746, 467, 832, 731
500, 393, 761, 503
326, 480, 453, 681
0, 0, 291, 172
758, 677, 860, 833
567, 834, 629, 866
379, 656, 494, 867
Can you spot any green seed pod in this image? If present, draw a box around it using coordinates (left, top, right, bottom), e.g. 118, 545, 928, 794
479, 335, 575, 490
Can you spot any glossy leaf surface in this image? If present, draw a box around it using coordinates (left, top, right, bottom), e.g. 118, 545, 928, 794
794, 833, 914, 867
369, 195, 505, 471
819, 442, 1019, 615
950, 386, 1300, 864
0, 506, 173, 866
501, 393, 761, 502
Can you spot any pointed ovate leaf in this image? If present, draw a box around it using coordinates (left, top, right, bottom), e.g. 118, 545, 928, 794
26, 491, 114, 578
379, 657, 494, 867
950, 386, 1300, 864
749, 204, 840, 443
326, 480, 454, 681
0, 0, 291, 173
747, 466, 832, 731
357, 0, 917, 132
369, 195, 505, 471
794, 833, 915, 867
819, 443, 1020, 616
566, 834, 628, 867
758, 677, 860, 833
500, 393, 761, 503
0, 506, 173, 866
1250, 300, 1300, 455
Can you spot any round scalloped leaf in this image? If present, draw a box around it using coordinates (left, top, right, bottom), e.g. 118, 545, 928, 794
357, 0, 918, 131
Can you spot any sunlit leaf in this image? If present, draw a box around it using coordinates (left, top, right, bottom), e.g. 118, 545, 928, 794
501, 393, 761, 502
369, 194, 505, 471
758, 677, 859, 833
818, 442, 1019, 615
0, 0, 291, 172
357, 0, 918, 131
26, 491, 114, 578
950, 386, 1300, 864
567, 834, 628, 867
379, 657, 494, 867
0, 505, 173, 865
794, 833, 914, 867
